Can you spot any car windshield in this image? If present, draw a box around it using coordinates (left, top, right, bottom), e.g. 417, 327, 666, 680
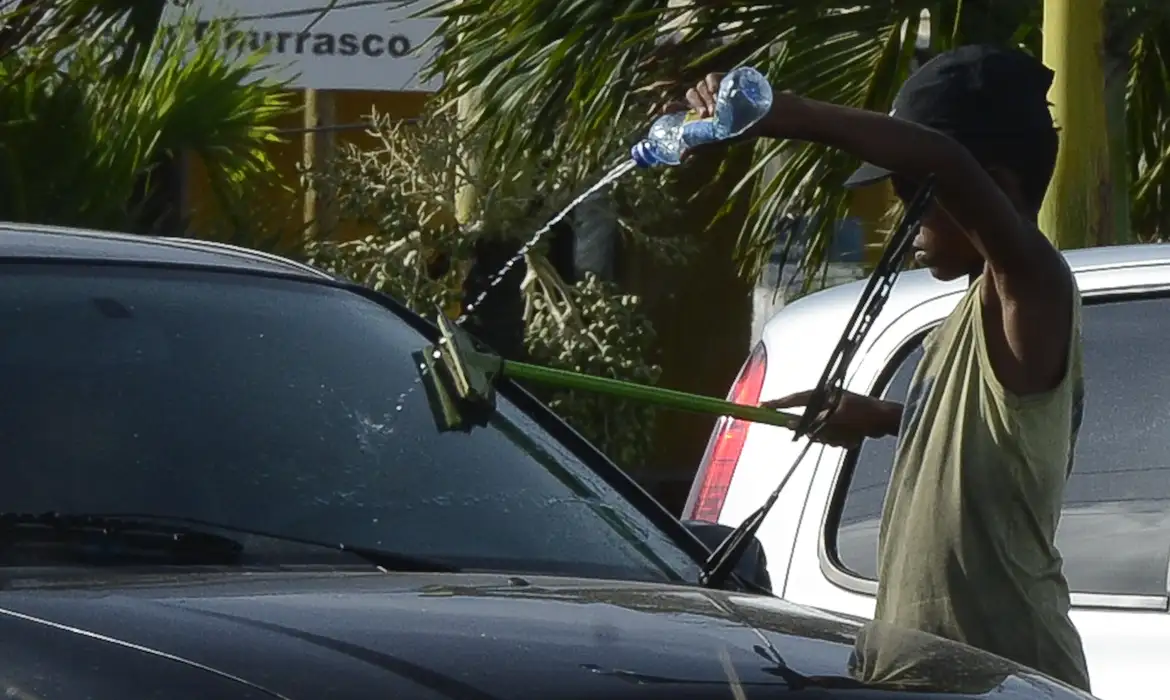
0, 263, 702, 584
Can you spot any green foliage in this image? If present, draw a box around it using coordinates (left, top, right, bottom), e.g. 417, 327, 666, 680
525, 273, 661, 468
411, 0, 1170, 283
306, 230, 469, 314
0, 6, 291, 230
1, 0, 163, 72
300, 109, 478, 311
300, 107, 686, 468
1128, 11, 1170, 241
188, 179, 309, 259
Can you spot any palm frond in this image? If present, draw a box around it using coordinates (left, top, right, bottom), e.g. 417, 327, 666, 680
414, 0, 1170, 282
1127, 8, 1170, 241
419, 0, 681, 177
411, 0, 1033, 281
0, 11, 292, 231
715, 6, 927, 281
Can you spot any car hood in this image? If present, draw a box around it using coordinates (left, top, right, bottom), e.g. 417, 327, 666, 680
0, 571, 1092, 700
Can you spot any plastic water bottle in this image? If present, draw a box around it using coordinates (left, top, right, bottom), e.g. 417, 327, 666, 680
630, 66, 774, 168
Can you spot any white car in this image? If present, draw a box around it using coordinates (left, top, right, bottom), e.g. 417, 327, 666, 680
684, 242, 1170, 700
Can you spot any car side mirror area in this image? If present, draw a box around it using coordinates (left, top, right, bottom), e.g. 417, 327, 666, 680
681, 519, 772, 594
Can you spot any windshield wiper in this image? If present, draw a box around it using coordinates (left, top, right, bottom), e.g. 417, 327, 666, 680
0, 512, 244, 565
699, 178, 937, 591
0, 512, 460, 573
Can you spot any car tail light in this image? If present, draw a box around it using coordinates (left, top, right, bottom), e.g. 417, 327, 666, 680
684, 343, 768, 522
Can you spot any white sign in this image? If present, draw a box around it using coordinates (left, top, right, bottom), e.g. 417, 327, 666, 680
162, 0, 443, 92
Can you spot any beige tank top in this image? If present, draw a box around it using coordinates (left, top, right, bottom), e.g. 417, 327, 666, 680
873, 272, 1091, 693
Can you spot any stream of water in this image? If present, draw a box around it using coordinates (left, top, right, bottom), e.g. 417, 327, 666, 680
394, 158, 641, 414
456, 158, 637, 322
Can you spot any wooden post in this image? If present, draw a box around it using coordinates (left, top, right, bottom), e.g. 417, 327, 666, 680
303, 88, 337, 238
454, 88, 481, 229
447, 39, 484, 320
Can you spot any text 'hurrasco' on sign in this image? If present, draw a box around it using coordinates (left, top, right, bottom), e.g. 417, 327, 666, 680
161, 0, 443, 92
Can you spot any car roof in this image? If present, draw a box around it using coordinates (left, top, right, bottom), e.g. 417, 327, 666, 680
773, 242, 1170, 322
0, 221, 333, 280
756, 242, 1170, 387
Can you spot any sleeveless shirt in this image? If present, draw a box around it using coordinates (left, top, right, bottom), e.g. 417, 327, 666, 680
873, 272, 1091, 692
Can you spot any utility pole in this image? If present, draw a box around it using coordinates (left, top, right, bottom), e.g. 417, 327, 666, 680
303, 88, 337, 238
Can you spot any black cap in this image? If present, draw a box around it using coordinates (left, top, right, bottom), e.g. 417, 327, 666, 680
844, 44, 1056, 189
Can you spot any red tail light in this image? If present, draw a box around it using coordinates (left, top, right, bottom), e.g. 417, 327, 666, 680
684, 343, 768, 522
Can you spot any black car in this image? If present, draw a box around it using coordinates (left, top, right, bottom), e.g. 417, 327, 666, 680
0, 223, 1096, 700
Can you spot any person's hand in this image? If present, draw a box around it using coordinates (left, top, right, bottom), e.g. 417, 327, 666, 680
666, 72, 802, 148
657, 73, 764, 160
682, 73, 726, 122
761, 389, 900, 449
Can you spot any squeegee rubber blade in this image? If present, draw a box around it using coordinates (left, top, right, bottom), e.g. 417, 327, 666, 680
412, 348, 467, 433
436, 314, 477, 401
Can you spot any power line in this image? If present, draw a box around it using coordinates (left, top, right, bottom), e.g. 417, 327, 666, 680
167, 0, 427, 25
273, 118, 420, 135
300, 0, 338, 32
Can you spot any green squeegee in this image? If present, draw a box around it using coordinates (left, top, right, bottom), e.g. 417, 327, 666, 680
413, 310, 800, 434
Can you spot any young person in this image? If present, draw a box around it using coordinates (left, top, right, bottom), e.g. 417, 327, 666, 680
677, 45, 1091, 691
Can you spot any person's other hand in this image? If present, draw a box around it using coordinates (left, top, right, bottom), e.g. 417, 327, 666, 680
761, 389, 900, 449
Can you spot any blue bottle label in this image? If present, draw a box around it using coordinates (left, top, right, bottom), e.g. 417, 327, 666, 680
680, 117, 718, 150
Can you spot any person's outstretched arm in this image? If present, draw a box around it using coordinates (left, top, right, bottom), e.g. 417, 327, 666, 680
685, 76, 1075, 397
762, 390, 903, 448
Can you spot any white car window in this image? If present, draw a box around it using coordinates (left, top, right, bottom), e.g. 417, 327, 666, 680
832, 296, 1170, 598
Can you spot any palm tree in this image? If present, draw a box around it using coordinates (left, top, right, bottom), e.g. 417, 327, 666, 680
0, 1, 291, 233
418, 0, 1170, 284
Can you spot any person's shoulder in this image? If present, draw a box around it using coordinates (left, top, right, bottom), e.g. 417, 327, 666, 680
1046, 243, 1082, 309
1009, 224, 1075, 300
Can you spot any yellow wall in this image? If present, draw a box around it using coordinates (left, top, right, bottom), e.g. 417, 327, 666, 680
184, 89, 430, 248
850, 180, 895, 268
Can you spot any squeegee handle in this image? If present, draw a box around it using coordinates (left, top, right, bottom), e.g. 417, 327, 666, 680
501, 360, 799, 430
